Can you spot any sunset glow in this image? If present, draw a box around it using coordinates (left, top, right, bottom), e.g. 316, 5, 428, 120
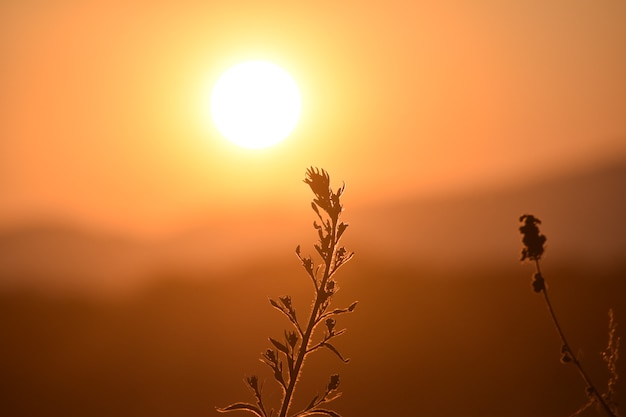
2, 2, 625, 234
1, 2, 626, 417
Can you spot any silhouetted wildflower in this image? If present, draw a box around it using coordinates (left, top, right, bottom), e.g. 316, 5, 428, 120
304, 167, 332, 210
518, 214, 620, 417
325, 318, 336, 334
304, 166, 344, 218
247, 375, 259, 390
519, 214, 547, 261
219, 168, 356, 417
304, 167, 330, 198
285, 331, 298, 348
263, 349, 278, 364
302, 257, 314, 274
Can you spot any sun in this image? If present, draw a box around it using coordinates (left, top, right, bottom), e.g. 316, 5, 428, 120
209, 60, 302, 149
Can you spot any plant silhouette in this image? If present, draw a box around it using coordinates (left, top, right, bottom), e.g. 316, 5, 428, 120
218, 167, 356, 417
519, 214, 620, 417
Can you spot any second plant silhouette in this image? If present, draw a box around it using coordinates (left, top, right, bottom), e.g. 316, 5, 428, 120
519, 214, 620, 417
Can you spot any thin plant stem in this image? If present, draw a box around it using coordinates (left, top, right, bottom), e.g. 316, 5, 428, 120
535, 260, 617, 417
278, 217, 339, 417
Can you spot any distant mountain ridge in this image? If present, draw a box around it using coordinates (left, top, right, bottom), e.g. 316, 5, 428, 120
351, 157, 626, 268
1, 158, 624, 294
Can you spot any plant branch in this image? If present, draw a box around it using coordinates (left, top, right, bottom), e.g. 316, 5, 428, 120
278, 219, 340, 417
519, 214, 618, 417
219, 168, 355, 417
534, 260, 617, 417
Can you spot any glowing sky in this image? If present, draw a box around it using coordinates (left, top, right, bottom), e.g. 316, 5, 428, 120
2, 0, 625, 235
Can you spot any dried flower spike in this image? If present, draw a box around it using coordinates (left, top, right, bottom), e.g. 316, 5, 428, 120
519, 214, 547, 262
517, 214, 619, 417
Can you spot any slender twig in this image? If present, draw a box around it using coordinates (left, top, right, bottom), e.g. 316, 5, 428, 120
520, 214, 618, 417
278, 213, 339, 417
534, 259, 617, 417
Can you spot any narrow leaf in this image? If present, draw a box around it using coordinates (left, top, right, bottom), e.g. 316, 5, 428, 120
273, 361, 285, 386
269, 337, 289, 354
311, 201, 321, 217
306, 394, 319, 410
269, 299, 299, 327
269, 298, 282, 310
336, 222, 348, 240
323, 302, 357, 320
314, 244, 324, 258
307, 409, 342, 417
331, 329, 346, 338
287, 355, 294, 376
217, 402, 264, 416
324, 343, 350, 363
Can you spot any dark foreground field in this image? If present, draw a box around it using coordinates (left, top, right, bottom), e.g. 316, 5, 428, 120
1, 258, 624, 417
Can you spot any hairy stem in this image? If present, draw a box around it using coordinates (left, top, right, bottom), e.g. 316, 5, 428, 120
535, 260, 617, 417
278, 217, 339, 417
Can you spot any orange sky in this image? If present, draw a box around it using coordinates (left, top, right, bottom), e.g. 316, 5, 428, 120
2, 0, 625, 236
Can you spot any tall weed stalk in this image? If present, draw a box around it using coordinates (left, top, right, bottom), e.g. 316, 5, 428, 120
519, 214, 620, 417
219, 167, 356, 417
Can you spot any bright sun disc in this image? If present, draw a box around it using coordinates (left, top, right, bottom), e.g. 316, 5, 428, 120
210, 60, 302, 149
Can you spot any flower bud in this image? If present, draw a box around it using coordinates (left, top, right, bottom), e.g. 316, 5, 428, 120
326, 318, 336, 334
531, 272, 545, 293
327, 374, 340, 391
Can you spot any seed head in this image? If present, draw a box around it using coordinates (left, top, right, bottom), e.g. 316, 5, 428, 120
304, 167, 331, 206
325, 280, 336, 296
325, 318, 336, 334
531, 272, 545, 293
285, 330, 299, 348
327, 374, 340, 391
246, 375, 259, 390
263, 349, 277, 364
519, 214, 547, 261
279, 295, 293, 309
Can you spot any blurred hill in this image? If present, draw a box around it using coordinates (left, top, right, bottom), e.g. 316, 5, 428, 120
0, 157, 624, 294
351, 156, 626, 268
1, 158, 625, 416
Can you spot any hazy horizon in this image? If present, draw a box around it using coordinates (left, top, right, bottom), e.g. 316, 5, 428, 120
1, 157, 624, 297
